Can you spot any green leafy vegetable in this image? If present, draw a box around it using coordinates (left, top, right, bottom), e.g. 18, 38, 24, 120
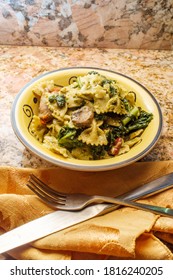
100, 79, 117, 97
122, 106, 139, 126
128, 110, 153, 132
90, 145, 105, 160
106, 109, 153, 146
49, 94, 66, 108
58, 127, 82, 149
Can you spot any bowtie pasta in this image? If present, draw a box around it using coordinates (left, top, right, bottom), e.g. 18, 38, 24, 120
30, 71, 153, 160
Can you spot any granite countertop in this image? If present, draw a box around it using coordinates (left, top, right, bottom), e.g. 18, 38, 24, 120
0, 45, 172, 169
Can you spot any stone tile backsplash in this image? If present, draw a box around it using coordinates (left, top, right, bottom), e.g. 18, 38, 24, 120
0, 0, 172, 49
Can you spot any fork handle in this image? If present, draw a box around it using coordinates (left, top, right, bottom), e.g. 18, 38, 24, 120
116, 172, 173, 201
128, 201, 173, 217
93, 196, 173, 218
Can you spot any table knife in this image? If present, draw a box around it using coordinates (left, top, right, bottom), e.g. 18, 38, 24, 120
0, 172, 173, 254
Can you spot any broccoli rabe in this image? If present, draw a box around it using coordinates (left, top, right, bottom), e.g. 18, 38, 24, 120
100, 79, 118, 97
107, 109, 153, 141
122, 106, 140, 126
58, 126, 82, 149
90, 145, 106, 160
49, 94, 66, 108
128, 110, 153, 132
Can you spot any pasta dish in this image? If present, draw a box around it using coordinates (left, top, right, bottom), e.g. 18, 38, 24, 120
30, 71, 153, 160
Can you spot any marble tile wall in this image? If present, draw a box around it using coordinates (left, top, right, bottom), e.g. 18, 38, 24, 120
0, 0, 172, 49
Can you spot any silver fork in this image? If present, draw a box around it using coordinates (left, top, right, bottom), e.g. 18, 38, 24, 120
27, 173, 173, 218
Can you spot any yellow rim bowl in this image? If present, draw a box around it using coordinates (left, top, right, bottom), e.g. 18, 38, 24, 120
11, 67, 163, 171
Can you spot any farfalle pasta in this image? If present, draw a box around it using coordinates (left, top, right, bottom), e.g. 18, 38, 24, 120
78, 119, 108, 146
30, 115, 47, 142
30, 71, 153, 160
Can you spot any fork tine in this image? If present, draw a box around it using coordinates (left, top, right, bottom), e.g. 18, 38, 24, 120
27, 177, 66, 205
27, 181, 65, 203
30, 174, 66, 198
26, 182, 64, 209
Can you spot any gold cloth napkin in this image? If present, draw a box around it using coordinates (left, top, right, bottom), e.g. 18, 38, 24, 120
0, 161, 173, 260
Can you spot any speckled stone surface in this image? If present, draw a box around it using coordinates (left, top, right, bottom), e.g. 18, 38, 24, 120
0, 0, 172, 50
0, 45, 173, 168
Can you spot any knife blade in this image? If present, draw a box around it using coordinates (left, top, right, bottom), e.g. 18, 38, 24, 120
0, 172, 173, 254
0, 203, 109, 254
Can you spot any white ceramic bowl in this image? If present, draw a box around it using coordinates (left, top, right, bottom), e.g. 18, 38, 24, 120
11, 67, 163, 171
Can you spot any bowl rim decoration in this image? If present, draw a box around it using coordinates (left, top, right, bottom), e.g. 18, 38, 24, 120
11, 67, 163, 171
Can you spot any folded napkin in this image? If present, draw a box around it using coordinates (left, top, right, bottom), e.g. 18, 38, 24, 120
0, 161, 173, 260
